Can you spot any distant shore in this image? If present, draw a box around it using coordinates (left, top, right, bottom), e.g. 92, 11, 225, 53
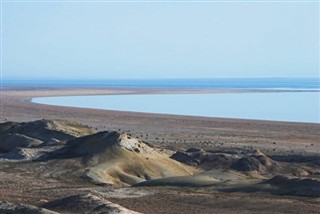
1, 86, 320, 156
31, 89, 319, 123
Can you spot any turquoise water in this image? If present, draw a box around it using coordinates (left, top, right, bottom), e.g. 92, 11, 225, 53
32, 92, 320, 123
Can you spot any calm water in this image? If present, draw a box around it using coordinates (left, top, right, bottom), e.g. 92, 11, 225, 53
4, 78, 320, 89
32, 92, 320, 123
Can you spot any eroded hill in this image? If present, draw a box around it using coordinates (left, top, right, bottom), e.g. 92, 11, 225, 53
1, 120, 320, 214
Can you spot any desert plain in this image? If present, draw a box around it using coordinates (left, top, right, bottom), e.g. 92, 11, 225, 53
0, 86, 320, 214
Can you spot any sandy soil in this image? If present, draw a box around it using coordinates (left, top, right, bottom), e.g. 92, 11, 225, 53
1, 86, 320, 214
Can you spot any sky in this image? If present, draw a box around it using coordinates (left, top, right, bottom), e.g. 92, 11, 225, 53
1, 1, 319, 80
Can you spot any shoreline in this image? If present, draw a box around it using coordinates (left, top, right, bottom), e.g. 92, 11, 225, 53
5, 85, 320, 125
30, 90, 320, 124
1, 86, 320, 156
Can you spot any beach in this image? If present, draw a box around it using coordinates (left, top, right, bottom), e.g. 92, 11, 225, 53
1, 86, 320, 214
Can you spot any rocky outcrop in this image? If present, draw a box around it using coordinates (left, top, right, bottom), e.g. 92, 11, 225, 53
44, 194, 141, 214
57, 131, 197, 186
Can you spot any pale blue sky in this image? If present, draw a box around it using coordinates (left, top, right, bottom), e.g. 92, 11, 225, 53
2, 1, 319, 80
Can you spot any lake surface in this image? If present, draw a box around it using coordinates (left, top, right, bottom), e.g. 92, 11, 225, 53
33, 92, 320, 123
4, 78, 320, 89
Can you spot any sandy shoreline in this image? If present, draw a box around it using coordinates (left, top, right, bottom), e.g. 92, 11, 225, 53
1, 86, 320, 155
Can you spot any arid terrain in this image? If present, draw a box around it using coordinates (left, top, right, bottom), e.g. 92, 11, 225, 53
0, 87, 320, 214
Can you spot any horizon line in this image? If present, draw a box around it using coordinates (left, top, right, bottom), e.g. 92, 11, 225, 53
2, 77, 320, 81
